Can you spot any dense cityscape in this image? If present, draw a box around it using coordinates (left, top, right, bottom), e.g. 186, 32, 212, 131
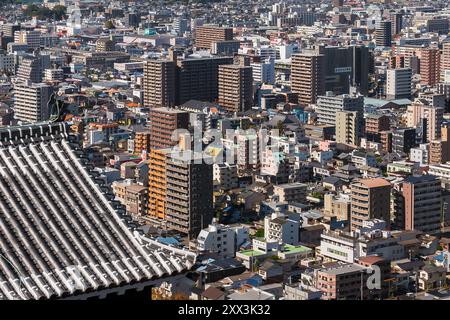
0, 0, 449, 304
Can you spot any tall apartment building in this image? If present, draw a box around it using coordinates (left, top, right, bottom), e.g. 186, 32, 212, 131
420, 48, 440, 86
148, 148, 170, 219
16, 56, 42, 83
392, 127, 417, 155
365, 114, 390, 136
149, 107, 189, 149
291, 52, 325, 105
175, 55, 234, 105
399, 175, 442, 234
441, 41, 450, 82
251, 58, 275, 84
316, 92, 364, 126
195, 25, 233, 50
429, 125, 450, 164
125, 12, 141, 28
143, 59, 176, 108
391, 12, 403, 36
380, 130, 393, 153
336, 110, 359, 146
133, 131, 151, 154
218, 64, 253, 113
350, 178, 391, 232
96, 37, 115, 52
375, 21, 392, 47
385, 68, 412, 99
14, 30, 40, 49
1, 24, 20, 37
165, 151, 214, 239
407, 98, 444, 142
43, 68, 64, 82
13, 81, 53, 123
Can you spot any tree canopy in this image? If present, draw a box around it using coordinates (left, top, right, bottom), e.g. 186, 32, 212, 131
23, 4, 67, 21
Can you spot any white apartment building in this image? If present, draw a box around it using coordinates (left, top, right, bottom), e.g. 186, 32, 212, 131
264, 209, 301, 245
251, 58, 275, 84
13, 81, 53, 123
410, 144, 429, 166
213, 162, 238, 191
196, 221, 249, 258
320, 223, 405, 263
316, 92, 364, 126
429, 162, 450, 180
44, 68, 64, 82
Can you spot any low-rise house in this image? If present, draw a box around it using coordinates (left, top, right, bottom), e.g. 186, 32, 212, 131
418, 264, 447, 291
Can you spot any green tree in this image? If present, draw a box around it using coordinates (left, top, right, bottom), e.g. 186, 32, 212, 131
52, 5, 67, 20
255, 228, 264, 238
105, 20, 115, 29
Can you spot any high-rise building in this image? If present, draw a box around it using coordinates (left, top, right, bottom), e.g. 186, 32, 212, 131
211, 40, 241, 56
173, 17, 189, 36
390, 12, 403, 36
399, 175, 442, 234
0, 50, 15, 73
429, 125, 450, 164
125, 12, 141, 28
375, 21, 392, 47
336, 110, 359, 146
43, 68, 64, 82
318, 45, 371, 95
407, 98, 444, 142
420, 48, 440, 86
14, 30, 40, 49
291, 52, 325, 105
13, 81, 53, 123
427, 18, 449, 34
1, 24, 20, 37
165, 150, 214, 239
16, 56, 43, 83
392, 127, 417, 155
134, 131, 151, 154
441, 41, 450, 82
218, 64, 253, 113
378, 131, 391, 155
316, 92, 364, 126
143, 59, 176, 108
195, 25, 233, 50
251, 58, 275, 84
350, 178, 391, 232
175, 55, 234, 105
149, 107, 189, 149
386, 68, 412, 99
96, 37, 115, 52
365, 114, 390, 136
148, 148, 170, 220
